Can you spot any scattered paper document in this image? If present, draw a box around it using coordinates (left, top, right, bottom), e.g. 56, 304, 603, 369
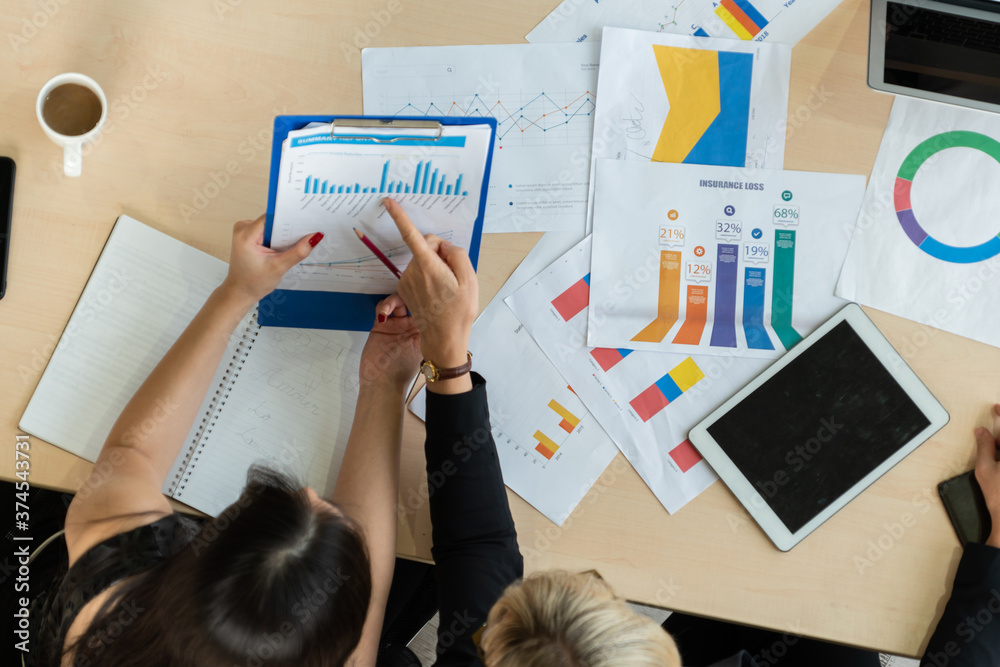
837, 97, 1000, 350
527, 0, 844, 47
587, 159, 865, 357
410, 233, 620, 526
268, 121, 492, 295
587, 27, 790, 227
363, 43, 601, 233
507, 237, 769, 514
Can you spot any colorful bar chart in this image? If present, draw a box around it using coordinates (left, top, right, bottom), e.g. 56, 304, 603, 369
771, 230, 802, 350
743, 267, 773, 350
673, 285, 709, 345
629, 357, 705, 423
632, 251, 681, 343
710, 244, 739, 348
535, 430, 560, 460
716, 0, 769, 40
305, 159, 469, 197
552, 274, 591, 321
549, 399, 582, 434
669, 439, 703, 473
590, 347, 633, 372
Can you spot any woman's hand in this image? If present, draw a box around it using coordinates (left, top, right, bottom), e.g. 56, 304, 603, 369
382, 198, 478, 369
360, 294, 421, 393
220, 214, 322, 308
975, 403, 1000, 549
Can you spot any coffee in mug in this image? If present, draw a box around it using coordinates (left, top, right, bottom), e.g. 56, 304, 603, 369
36, 73, 108, 177
41, 83, 103, 136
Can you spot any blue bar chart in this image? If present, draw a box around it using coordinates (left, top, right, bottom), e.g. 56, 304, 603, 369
303, 160, 469, 197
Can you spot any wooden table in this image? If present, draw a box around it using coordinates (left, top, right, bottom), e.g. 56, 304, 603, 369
3, 0, 998, 657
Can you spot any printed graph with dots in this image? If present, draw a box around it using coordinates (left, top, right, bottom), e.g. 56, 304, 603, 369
388, 90, 596, 149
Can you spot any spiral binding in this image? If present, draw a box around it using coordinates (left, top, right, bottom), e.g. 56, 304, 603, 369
166, 309, 260, 497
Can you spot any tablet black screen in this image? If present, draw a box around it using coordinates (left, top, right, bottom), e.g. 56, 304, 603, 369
706, 321, 931, 533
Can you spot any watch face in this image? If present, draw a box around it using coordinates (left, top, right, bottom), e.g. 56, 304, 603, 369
422, 363, 435, 380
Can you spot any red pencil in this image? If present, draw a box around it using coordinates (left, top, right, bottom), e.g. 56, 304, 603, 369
354, 227, 402, 279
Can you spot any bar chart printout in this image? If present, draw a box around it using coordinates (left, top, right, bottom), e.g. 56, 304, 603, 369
303, 160, 469, 197
409, 232, 621, 525
269, 122, 492, 295
587, 159, 866, 358
505, 236, 766, 514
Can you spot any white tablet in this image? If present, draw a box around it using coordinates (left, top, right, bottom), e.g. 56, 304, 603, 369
689, 304, 949, 551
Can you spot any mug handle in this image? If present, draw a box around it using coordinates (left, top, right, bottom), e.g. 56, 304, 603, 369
64, 142, 82, 177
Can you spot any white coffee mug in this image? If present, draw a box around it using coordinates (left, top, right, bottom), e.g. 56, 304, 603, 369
36, 73, 108, 177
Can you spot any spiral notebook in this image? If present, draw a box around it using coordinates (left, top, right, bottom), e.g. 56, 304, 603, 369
19, 215, 368, 516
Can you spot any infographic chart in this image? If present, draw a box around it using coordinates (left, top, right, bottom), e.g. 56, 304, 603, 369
410, 233, 619, 526
363, 42, 601, 233
506, 237, 771, 514
838, 97, 1000, 350
587, 159, 865, 357
587, 28, 790, 228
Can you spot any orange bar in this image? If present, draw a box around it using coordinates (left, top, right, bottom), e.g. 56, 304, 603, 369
535, 430, 560, 459
721, 0, 762, 36
559, 419, 574, 433
632, 251, 682, 343
673, 285, 709, 345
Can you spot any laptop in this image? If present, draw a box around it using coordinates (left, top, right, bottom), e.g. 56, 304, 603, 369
869, 0, 1000, 113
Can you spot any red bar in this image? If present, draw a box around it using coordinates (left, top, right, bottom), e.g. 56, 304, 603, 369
669, 439, 703, 473
558, 419, 574, 433
591, 347, 625, 371
629, 384, 670, 423
551, 278, 590, 321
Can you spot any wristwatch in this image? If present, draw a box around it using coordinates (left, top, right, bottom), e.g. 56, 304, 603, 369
420, 352, 473, 382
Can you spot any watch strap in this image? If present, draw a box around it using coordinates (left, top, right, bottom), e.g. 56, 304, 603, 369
422, 352, 473, 381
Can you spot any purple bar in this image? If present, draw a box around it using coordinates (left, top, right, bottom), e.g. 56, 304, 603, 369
710, 244, 739, 348
896, 208, 929, 246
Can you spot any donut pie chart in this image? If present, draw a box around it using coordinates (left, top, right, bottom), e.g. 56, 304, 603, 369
894, 130, 1000, 264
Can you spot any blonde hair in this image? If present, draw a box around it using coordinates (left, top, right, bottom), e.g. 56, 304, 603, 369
481, 571, 681, 667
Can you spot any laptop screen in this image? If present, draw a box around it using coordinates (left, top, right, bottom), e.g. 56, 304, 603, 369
884, 1, 1000, 105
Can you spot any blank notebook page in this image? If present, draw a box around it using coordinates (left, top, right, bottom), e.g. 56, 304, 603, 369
19, 215, 238, 472
173, 326, 367, 516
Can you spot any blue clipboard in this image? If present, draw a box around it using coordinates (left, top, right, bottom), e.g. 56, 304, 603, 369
259, 114, 497, 331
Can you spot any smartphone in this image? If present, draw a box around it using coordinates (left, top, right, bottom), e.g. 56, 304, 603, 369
0, 157, 14, 299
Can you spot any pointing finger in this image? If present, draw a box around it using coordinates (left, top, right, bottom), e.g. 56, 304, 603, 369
384, 199, 433, 260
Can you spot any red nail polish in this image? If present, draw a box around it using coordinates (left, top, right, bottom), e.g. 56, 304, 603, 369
309, 232, 324, 247
377, 314, 386, 323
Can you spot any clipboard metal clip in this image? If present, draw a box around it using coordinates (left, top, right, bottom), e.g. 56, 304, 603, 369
331, 118, 443, 143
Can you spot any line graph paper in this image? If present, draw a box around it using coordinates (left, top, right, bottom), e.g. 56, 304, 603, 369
388, 90, 595, 149
363, 42, 600, 232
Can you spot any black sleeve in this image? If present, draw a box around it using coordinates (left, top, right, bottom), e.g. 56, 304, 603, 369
424, 373, 523, 667
920, 543, 1000, 666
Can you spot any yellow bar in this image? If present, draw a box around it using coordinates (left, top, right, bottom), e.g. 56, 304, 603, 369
534, 430, 560, 454
548, 399, 581, 429
669, 357, 706, 392
716, 6, 755, 40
